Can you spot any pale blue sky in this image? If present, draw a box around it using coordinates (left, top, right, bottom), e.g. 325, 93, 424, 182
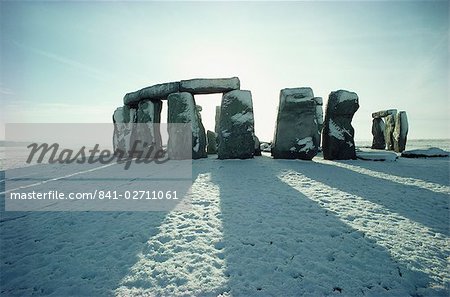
0, 1, 448, 141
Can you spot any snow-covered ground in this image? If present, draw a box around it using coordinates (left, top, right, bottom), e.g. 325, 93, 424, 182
1, 153, 449, 296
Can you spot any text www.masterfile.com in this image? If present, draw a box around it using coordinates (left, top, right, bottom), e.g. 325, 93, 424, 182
8, 190, 179, 200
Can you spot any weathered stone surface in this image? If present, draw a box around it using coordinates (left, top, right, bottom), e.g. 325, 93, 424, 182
167, 92, 207, 159
112, 106, 137, 155
254, 135, 262, 156
124, 82, 180, 106
180, 77, 240, 95
371, 118, 386, 149
218, 90, 255, 159
314, 97, 324, 129
272, 87, 320, 160
314, 97, 324, 146
384, 113, 396, 151
322, 90, 359, 160
214, 106, 221, 134
372, 109, 397, 119
207, 130, 217, 154
393, 111, 408, 153
134, 100, 163, 156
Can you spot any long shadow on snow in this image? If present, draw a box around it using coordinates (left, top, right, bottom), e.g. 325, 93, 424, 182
344, 157, 450, 186
0, 161, 190, 297
210, 157, 432, 296
283, 159, 449, 237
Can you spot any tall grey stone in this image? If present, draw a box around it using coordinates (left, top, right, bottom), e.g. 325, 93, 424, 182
393, 111, 408, 153
134, 99, 163, 156
180, 77, 240, 94
272, 87, 320, 160
314, 97, 324, 147
124, 82, 180, 106
384, 113, 396, 151
112, 105, 137, 156
322, 90, 359, 160
214, 106, 221, 134
371, 118, 386, 149
254, 135, 262, 156
207, 130, 217, 154
167, 92, 207, 159
218, 90, 255, 159
372, 109, 397, 119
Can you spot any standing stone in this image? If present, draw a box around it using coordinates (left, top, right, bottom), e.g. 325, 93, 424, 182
214, 106, 221, 134
254, 135, 262, 156
371, 118, 386, 149
180, 77, 240, 94
372, 109, 397, 119
167, 92, 207, 159
207, 130, 217, 154
393, 111, 408, 153
272, 88, 320, 160
124, 82, 180, 106
314, 97, 324, 147
322, 90, 359, 160
112, 106, 137, 156
384, 113, 396, 151
135, 99, 163, 156
218, 90, 255, 159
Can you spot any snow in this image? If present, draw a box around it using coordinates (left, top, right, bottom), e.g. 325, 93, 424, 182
180, 78, 239, 92
222, 90, 252, 108
328, 119, 351, 140
230, 112, 254, 125
335, 90, 358, 103
356, 149, 398, 161
402, 147, 449, 158
193, 139, 200, 152
297, 137, 314, 152
280, 88, 314, 109
1, 155, 449, 296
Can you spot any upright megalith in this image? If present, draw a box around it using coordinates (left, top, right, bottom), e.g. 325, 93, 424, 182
322, 90, 359, 160
372, 109, 397, 119
167, 92, 207, 159
135, 99, 163, 155
113, 106, 137, 155
206, 130, 217, 154
370, 108, 408, 152
218, 90, 255, 159
124, 82, 180, 106
372, 109, 397, 151
254, 135, 262, 156
393, 111, 408, 153
384, 113, 396, 151
371, 118, 386, 149
314, 97, 324, 132
180, 77, 240, 94
272, 88, 321, 160
214, 106, 221, 134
